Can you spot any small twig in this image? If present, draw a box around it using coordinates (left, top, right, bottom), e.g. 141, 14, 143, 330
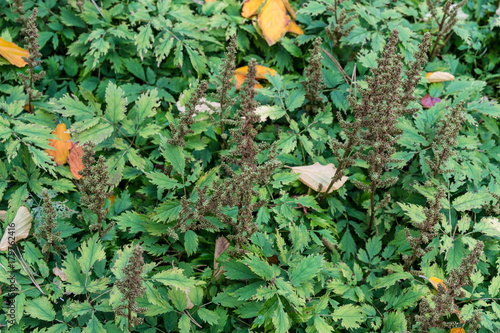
90, 0, 103, 17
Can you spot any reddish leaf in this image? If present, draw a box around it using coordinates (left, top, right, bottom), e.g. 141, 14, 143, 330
420, 94, 441, 108
68, 143, 84, 179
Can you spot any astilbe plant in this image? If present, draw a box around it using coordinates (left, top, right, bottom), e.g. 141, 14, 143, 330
35, 189, 66, 260
403, 184, 445, 271
325, 30, 431, 234
415, 241, 484, 331
325, 0, 356, 47
172, 61, 280, 255
213, 36, 238, 149
427, 0, 467, 61
427, 101, 466, 178
302, 38, 325, 114
168, 81, 209, 147
12, 0, 45, 111
114, 245, 148, 332
79, 142, 115, 237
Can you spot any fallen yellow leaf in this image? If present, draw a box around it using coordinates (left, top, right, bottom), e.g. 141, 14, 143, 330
429, 277, 448, 291
287, 21, 304, 35
287, 163, 348, 193
234, 65, 277, 79
426, 71, 455, 83
281, 0, 296, 20
242, 0, 265, 18
0, 36, 29, 68
46, 123, 73, 166
258, 0, 290, 46
450, 328, 465, 333
0, 206, 33, 251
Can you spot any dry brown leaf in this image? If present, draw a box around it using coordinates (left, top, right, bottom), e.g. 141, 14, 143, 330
53, 266, 68, 281
213, 236, 230, 281
258, 0, 290, 46
68, 143, 84, 179
46, 123, 73, 166
287, 21, 303, 35
0, 206, 33, 251
288, 162, 348, 193
426, 71, 455, 83
0, 210, 6, 221
0, 36, 29, 68
242, 0, 265, 18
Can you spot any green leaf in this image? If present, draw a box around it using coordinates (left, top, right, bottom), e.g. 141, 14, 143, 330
286, 90, 306, 111
54, 94, 96, 118
255, 105, 286, 122
178, 314, 191, 333
398, 202, 425, 224
78, 234, 106, 274
25, 297, 56, 321
161, 143, 185, 176
83, 314, 106, 333
168, 288, 188, 311
105, 82, 127, 123
186, 47, 207, 75
63, 301, 93, 320
155, 36, 175, 66
452, 191, 492, 211
62, 252, 86, 294
197, 308, 219, 325
184, 230, 198, 256
153, 267, 205, 289
272, 304, 290, 333
223, 260, 260, 280
243, 253, 276, 281
314, 316, 333, 333
77, 123, 114, 144
373, 272, 413, 289
135, 24, 154, 61
331, 304, 365, 329
134, 89, 160, 124
289, 255, 323, 287
147, 172, 179, 190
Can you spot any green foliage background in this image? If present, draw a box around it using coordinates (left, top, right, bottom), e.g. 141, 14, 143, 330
1, 0, 500, 332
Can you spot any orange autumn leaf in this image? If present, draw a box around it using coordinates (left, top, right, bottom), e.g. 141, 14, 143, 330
258, 0, 290, 46
242, 0, 265, 18
450, 328, 465, 333
288, 21, 303, 35
281, 0, 296, 20
429, 277, 448, 291
68, 143, 84, 179
234, 65, 277, 79
46, 123, 73, 166
0, 36, 29, 68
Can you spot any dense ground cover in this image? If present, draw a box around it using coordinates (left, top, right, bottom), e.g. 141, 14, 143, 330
1, 0, 500, 332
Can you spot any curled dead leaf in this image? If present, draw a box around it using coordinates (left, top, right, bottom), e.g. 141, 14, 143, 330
46, 123, 73, 166
53, 266, 68, 281
426, 71, 455, 83
213, 236, 230, 281
68, 143, 84, 179
287, 163, 348, 193
0, 206, 33, 251
0, 210, 5, 221
0, 36, 29, 68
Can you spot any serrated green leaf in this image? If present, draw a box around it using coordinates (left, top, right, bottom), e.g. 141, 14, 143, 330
153, 267, 205, 289
105, 82, 127, 123
331, 304, 365, 329
184, 230, 198, 256
289, 255, 323, 286
78, 234, 106, 274
25, 297, 56, 321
